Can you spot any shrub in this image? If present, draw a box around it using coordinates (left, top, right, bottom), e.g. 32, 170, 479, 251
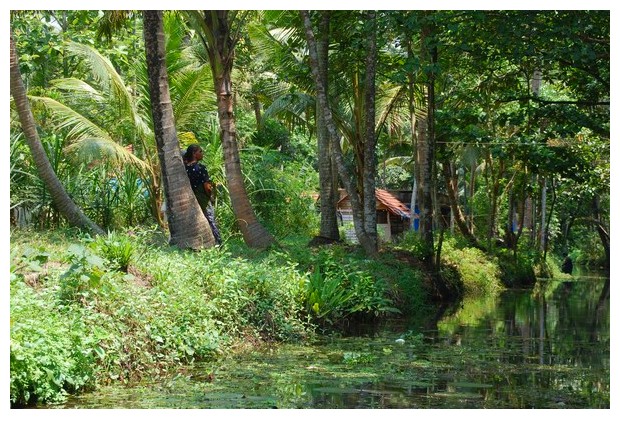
57, 244, 106, 303
287, 244, 400, 327
9, 227, 432, 406
305, 267, 356, 321
440, 238, 503, 297
10, 277, 97, 405
93, 230, 136, 272
497, 252, 536, 287
198, 251, 309, 341
392, 230, 432, 261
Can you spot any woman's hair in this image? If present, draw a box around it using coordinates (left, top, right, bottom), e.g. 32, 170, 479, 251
183, 144, 201, 163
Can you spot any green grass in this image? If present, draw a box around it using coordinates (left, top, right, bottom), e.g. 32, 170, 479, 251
440, 238, 503, 297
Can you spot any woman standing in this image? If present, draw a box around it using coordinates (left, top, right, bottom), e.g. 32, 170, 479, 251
183, 144, 222, 245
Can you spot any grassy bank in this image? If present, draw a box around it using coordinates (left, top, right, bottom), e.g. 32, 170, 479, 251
10, 227, 527, 406
10, 228, 430, 406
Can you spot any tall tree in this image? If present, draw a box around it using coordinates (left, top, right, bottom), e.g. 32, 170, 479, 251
143, 10, 215, 249
315, 11, 340, 243
361, 11, 379, 251
185, 11, 275, 249
10, 32, 104, 236
418, 14, 437, 268
248, 10, 342, 244
300, 10, 378, 255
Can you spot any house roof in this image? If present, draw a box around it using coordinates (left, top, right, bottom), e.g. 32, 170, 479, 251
375, 189, 411, 219
336, 188, 411, 219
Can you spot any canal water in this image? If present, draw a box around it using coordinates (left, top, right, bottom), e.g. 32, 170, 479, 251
53, 275, 610, 409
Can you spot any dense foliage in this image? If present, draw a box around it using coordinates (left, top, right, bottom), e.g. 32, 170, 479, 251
9, 10, 609, 407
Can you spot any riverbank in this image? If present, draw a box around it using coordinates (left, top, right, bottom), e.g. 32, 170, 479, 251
36, 276, 611, 409
10, 227, 538, 407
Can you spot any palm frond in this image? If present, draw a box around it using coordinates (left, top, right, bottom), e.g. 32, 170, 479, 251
50, 78, 106, 103
250, 24, 296, 62
382, 156, 414, 168
264, 92, 313, 119
331, 106, 356, 148
376, 84, 409, 134
170, 66, 216, 130
163, 12, 193, 75
64, 137, 150, 172
262, 92, 314, 130
65, 42, 134, 123
249, 23, 310, 88
29, 95, 112, 143
256, 75, 291, 100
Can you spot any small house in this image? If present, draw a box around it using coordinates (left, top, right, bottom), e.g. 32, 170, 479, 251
336, 188, 412, 242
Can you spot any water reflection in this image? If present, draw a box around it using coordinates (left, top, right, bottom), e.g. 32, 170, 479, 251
434, 277, 610, 368
54, 276, 610, 409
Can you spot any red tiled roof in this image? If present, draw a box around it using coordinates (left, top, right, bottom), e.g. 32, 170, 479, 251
375, 189, 411, 219
335, 188, 411, 219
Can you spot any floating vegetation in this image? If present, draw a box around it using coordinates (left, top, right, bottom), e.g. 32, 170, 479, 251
43, 278, 609, 409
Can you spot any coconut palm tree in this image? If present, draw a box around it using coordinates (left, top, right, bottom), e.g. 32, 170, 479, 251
258, 11, 420, 253
184, 10, 276, 249
10, 32, 104, 235
21, 12, 218, 248
27, 13, 217, 231
143, 10, 215, 249
300, 10, 381, 255
28, 39, 161, 225
249, 11, 341, 243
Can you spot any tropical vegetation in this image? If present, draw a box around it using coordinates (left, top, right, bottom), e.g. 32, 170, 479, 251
9, 10, 609, 407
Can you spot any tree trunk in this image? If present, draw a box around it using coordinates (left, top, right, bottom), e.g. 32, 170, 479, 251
253, 96, 263, 130
417, 115, 431, 240
410, 176, 418, 230
592, 195, 610, 269
539, 176, 547, 253
418, 17, 437, 269
513, 186, 527, 260
143, 10, 215, 249
543, 177, 556, 261
406, 39, 419, 233
315, 11, 340, 242
442, 160, 480, 248
468, 161, 476, 232
505, 189, 516, 249
201, 11, 275, 249
10, 32, 104, 236
361, 11, 378, 253
301, 10, 376, 255
529, 174, 537, 243
486, 153, 504, 249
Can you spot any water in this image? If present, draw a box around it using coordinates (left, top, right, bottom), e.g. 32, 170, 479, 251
52, 275, 610, 409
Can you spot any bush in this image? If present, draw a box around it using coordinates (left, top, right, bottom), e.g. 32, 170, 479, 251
496, 250, 537, 287
440, 238, 503, 297
93, 230, 136, 272
286, 244, 401, 327
10, 277, 97, 404
392, 230, 432, 260
10, 234, 227, 406
10, 228, 431, 406
57, 244, 106, 304
197, 250, 309, 341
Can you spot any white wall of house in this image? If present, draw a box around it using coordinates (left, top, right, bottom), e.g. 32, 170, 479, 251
339, 209, 393, 243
